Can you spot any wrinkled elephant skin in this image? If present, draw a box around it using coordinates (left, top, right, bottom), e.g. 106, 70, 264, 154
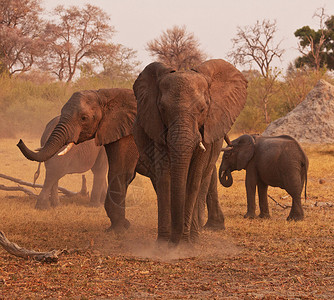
133, 59, 247, 244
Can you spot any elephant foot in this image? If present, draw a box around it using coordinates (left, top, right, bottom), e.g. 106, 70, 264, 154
156, 234, 170, 244
35, 201, 51, 210
89, 201, 102, 208
258, 212, 270, 219
155, 238, 169, 249
204, 219, 226, 231
50, 199, 60, 208
287, 212, 304, 221
244, 212, 256, 219
106, 218, 131, 234
190, 232, 200, 244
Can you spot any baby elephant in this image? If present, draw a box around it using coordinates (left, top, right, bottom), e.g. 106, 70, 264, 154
219, 134, 308, 221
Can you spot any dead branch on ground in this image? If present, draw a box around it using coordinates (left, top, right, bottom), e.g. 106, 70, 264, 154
268, 194, 290, 209
0, 231, 63, 263
0, 173, 80, 196
0, 184, 37, 196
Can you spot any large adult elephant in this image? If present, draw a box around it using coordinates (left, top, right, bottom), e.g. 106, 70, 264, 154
34, 115, 108, 210
133, 59, 247, 244
17, 87, 228, 235
18, 89, 139, 232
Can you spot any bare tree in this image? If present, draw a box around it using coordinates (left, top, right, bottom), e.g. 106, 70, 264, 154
230, 19, 284, 78
41, 4, 114, 82
146, 25, 207, 70
0, 0, 44, 75
229, 19, 284, 124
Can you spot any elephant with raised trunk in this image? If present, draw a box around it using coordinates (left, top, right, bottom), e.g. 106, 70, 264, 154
133, 59, 247, 244
17, 88, 226, 235
34, 115, 108, 210
219, 134, 308, 221
18, 88, 138, 232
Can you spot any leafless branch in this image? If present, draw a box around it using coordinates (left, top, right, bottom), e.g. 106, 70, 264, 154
0, 231, 63, 263
0, 173, 86, 196
0, 184, 37, 196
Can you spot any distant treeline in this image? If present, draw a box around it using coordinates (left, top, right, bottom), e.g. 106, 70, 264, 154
0, 74, 133, 138
1, 67, 332, 139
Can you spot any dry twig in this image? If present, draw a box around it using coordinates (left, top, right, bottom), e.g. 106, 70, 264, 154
0, 231, 63, 263
268, 194, 290, 209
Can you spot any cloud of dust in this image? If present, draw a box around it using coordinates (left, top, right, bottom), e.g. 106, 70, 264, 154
121, 232, 241, 262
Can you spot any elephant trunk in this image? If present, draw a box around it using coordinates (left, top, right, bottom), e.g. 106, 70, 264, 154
168, 124, 199, 245
17, 121, 71, 162
219, 169, 233, 187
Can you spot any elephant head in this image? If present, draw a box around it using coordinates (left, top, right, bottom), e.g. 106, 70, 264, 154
133, 59, 247, 243
219, 134, 255, 187
17, 88, 137, 161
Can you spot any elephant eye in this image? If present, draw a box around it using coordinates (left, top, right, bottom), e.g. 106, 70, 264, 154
81, 115, 88, 122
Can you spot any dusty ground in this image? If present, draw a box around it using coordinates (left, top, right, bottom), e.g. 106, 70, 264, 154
0, 138, 333, 299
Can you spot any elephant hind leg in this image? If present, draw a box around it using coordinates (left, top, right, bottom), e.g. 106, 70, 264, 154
50, 182, 60, 207
36, 174, 53, 210
204, 166, 225, 230
90, 148, 108, 206
36, 188, 51, 210
287, 194, 304, 221
285, 180, 304, 221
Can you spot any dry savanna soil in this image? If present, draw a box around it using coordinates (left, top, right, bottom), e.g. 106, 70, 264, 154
0, 138, 333, 299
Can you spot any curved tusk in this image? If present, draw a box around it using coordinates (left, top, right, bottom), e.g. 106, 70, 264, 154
199, 141, 206, 152
58, 142, 74, 156
224, 135, 232, 146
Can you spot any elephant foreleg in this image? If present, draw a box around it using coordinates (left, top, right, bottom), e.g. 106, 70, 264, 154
153, 144, 171, 242
258, 180, 270, 218
185, 148, 209, 243
104, 136, 139, 233
50, 182, 60, 207
244, 166, 257, 219
133, 124, 170, 242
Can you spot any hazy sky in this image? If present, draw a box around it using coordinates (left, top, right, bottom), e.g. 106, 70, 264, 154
43, 0, 334, 72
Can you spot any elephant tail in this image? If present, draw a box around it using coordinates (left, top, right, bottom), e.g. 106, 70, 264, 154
304, 165, 307, 202
33, 162, 41, 187
302, 156, 308, 202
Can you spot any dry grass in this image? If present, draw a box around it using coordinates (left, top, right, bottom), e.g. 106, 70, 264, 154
0, 138, 333, 299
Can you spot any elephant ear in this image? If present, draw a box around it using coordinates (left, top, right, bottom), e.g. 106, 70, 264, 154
95, 88, 137, 146
235, 135, 255, 170
133, 62, 175, 143
194, 59, 247, 144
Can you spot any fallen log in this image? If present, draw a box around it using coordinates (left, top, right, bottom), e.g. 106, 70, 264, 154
0, 173, 77, 196
0, 231, 63, 263
0, 184, 37, 196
